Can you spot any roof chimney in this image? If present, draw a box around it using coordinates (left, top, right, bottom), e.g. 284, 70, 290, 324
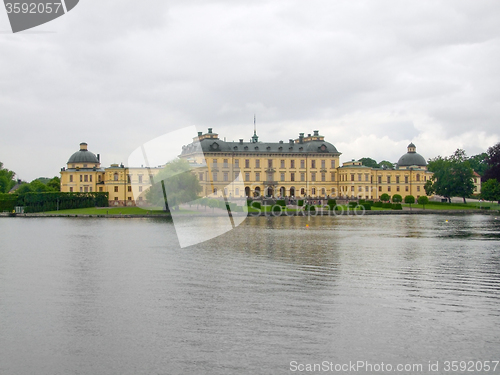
97, 154, 100, 162
299, 133, 304, 144
208, 128, 213, 134
313, 130, 319, 136
198, 132, 203, 137
80, 142, 88, 151
239, 139, 243, 144
289, 139, 294, 144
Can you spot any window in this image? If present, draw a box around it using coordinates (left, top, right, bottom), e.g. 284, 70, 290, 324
114, 173, 118, 181
99, 187, 103, 192
300, 160, 305, 169
212, 172, 217, 181
224, 188, 228, 195
139, 197, 143, 201
128, 186, 132, 192
268, 159, 273, 168
114, 186, 118, 192
396, 176, 400, 183
378, 176, 382, 184
235, 159, 239, 168
416, 174, 420, 182
80, 175, 83, 182
405, 186, 409, 192
280, 160, 285, 168
280, 173, 285, 181
98, 175, 101, 182
321, 160, 325, 169
312, 188, 316, 195
69, 187, 73, 192
405, 176, 409, 183
291, 172, 295, 182
138, 175, 143, 183
245, 159, 250, 168
255, 172, 260, 181
255, 159, 260, 168
114, 197, 118, 200
69, 175, 73, 182
213, 159, 217, 168
245, 172, 250, 181
83, 164, 87, 168
331, 172, 335, 181
311, 160, 316, 168
358, 174, 362, 181
331, 160, 335, 168
290, 160, 295, 168
365, 174, 369, 182
199, 172, 203, 181
351, 174, 355, 182
139, 186, 143, 192
397, 186, 400, 192
84, 187, 88, 192
235, 188, 239, 196
127, 174, 131, 183
388, 186, 391, 192
378, 186, 382, 192
358, 186, 362, 192
365, 186, 369, 192
90, 175, 92, 182
84, 175, 88, 182
417, 186, 420, 192
321, 173, 325, 182
213, 188, 217, 194
301, 173, 305, 181
311, 172, 316, 182
223, 172, 228, 182
267, 172, 273, 181
128, 197, 132, 201
387, 176, 391, 184
223, 159, 228, 168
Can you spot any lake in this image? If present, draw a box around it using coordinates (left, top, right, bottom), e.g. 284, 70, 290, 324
1, 214, 499, 374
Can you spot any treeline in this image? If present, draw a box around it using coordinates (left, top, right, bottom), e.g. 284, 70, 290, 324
1, 192, 109, 213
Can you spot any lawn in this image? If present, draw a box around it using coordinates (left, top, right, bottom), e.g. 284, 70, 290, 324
44, 207, 169, 215
402, 202, 500, 210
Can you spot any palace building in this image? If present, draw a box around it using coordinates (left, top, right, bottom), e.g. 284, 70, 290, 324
60, 129, 436, 205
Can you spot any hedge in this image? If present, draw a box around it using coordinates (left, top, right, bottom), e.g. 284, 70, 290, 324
372, 201, 383, 207
0, 193, 18, 212
361, 203, 372, 210
22, 192, 109, 213
391, 203, 403, 210
250, 201, 261, 209
276, 199, 286, 207
382, 203, 392, 209
297, 200, 304, 207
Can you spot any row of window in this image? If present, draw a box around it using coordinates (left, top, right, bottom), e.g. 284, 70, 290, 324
200, 171, 337, 182
211, 158, 336, 169
340, 185, 422, 192
69, 174, 102, 183
339, 174, 427, 183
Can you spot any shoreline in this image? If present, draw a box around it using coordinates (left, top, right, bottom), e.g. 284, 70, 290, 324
1, 209, 497, 218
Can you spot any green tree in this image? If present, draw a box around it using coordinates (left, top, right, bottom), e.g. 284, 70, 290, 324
483, 142, 500, 182
424, 180, 434, 196
481, 179, 500, 202
392, 194, 402, 203
427, 149, 475, 203
468, 153, 488, 176
0, 162, 16, 193
380, 193, 391, 202
47, 177, 61, 191
417, 195, 429, 209
145, 158, 202, 211
378, 160, 395, 169
359, 157, 378, 168
405, 195, 415, 210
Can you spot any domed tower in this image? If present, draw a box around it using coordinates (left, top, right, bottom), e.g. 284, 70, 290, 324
60, 143, 105, 193
397, 143, 427, 169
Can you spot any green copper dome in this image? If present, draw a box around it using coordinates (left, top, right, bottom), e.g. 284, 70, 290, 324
67, 143, 100, 164
397, 143, 426, 167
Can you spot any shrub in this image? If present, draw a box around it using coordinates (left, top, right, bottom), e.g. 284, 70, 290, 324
372, 201, 383, 207
366, 200, 374, 205
348, 201, 357, 208
361, 203, 371, 210
417, 196, 429, 208
359, 199, 365, 204
272, 205, 282, 212
327, 199, 336, 206
22, 192, 108, 213
391, 203, 403, 210
250, 201, 261, 209
276, 199, 286, 207
392, 194, 403, 203
304, 204, 315, 212
380, 193, 391, 202
382, 203, 392, 209
297, 200, 304, 207
0, 193, 18, 212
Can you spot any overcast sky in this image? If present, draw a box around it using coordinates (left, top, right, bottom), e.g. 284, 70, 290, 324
1, 0, 500, 181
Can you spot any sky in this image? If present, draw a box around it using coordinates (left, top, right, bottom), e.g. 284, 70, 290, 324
1, 0, 500, 181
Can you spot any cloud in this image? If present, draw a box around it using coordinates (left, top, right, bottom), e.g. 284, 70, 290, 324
1, 0, 499, 180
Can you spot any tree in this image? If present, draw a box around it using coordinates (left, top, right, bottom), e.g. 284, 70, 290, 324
380, 193, 391, 202
417, 195, 429, 209
468, 153, 488, 176
0, 162, 16, 193
378, 160, 395, 169
427, 149, 475, 203
47, 177, 61, 191
392, 194, 402, 203
481, 179, 500, 202
483, 142, 500, 182
405, 195, 415, 210
424, 180, 434, 196
359, 157, 378, 168
145, 158, 202, 211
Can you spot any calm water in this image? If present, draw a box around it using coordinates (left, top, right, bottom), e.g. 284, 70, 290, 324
1, 215, 499, 375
